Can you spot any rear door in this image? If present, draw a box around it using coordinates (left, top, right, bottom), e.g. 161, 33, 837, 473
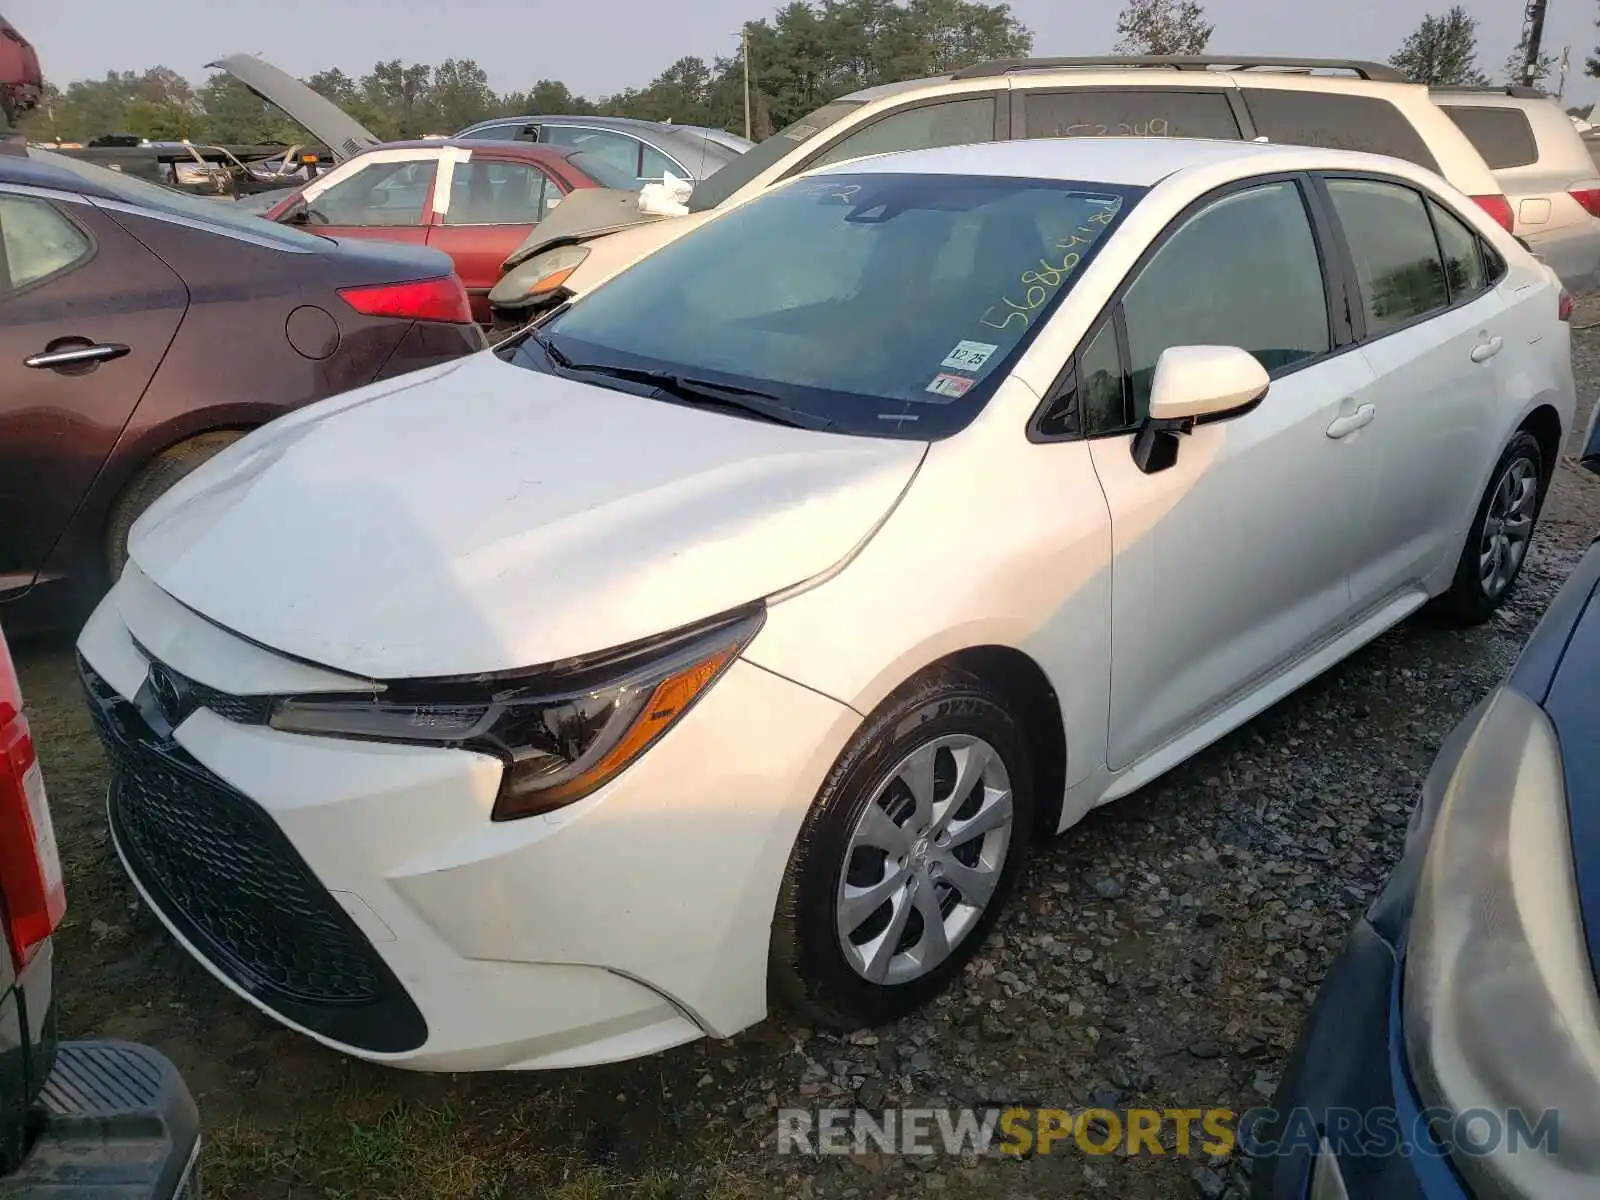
289, 152, 437, 248
427, 153, 566, 322
1317, 173, 1512, 608
0, 189, 186, 592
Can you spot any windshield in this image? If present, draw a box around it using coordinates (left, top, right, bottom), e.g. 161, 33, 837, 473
29, 148, 327, 249
565, 150, 641, 192
686, 101, 863, 212
515, 171, 1140, 438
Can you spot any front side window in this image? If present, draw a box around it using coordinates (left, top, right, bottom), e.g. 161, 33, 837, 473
308, 158, 436, 227
1120, 181, 1331, 423
804, 98, 997, 171
0, 195, 91, 291
1428, 197, 1488, 301
513, 172, 1141, 438
1325, 177, 1448, 336
443, 160, 555, 225
686, 100, 863, 212
1242, 90, 1442, 174
1023, 89, 1241, 140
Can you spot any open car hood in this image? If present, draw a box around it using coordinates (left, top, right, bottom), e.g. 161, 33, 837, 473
207, 53, 382, 161
501, 187, 673, 271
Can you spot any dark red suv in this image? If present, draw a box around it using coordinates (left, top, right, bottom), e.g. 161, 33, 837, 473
1, 625, 201, 1195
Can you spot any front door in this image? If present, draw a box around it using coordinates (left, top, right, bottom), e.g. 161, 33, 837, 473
427, 155, 565, 323
0, 191, 187, 594
1081, 178, 1377, 769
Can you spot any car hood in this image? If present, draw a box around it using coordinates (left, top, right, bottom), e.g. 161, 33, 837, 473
207, 53, 382, 161
127, 352, 926, 680
501, 187, 670, 271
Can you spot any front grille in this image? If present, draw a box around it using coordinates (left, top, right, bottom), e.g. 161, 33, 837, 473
81, 655, 427, 1054
127, 636, 272, 725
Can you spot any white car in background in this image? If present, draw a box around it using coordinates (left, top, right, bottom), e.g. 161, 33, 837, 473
78, 137, 1573, 1072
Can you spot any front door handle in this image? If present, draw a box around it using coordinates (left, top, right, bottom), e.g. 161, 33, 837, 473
1470, 336, 1504, 364
1326, 403, 1376, 439
25, 343, 131, 370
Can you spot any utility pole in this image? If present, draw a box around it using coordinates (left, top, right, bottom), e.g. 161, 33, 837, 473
1558, 44, 1571, 99
1520, 0, 1549, 87
742, 27, 752, 141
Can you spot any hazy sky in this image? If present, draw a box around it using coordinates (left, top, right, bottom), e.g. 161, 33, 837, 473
13, 0, 1600, 107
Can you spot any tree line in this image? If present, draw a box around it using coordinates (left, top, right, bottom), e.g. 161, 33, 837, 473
16, 0, 1596, 148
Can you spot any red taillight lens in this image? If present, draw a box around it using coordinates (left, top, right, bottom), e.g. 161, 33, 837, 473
338, 276, 473, 324
0, 635, 65, 971
1570, 188, 1600, 219
1559, 287, 1575, 321
1470, 194, 1516, 233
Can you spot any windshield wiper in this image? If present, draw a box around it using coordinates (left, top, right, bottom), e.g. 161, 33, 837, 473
557, 360, 833, 431
524, 324, 573, 368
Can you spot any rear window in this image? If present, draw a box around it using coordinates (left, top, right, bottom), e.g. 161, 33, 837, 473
1242, 89, 1442, 173
1023, 89, 1242, 140
1440, 105, 1539, 169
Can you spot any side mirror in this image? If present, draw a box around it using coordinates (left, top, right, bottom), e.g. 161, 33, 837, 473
1132, 345, 1268, 475
280, 197, 309, 224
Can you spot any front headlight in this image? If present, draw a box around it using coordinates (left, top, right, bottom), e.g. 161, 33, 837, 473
1404, 686, 1600, 1194
269, 606, 763, 819
489, 244, 591, 309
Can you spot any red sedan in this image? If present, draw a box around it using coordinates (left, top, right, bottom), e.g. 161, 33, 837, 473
264, 141, 635, 323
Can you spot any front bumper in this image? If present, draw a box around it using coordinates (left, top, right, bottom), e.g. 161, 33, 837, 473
4, 1040, 201, 1198
77, 568, 859, 1072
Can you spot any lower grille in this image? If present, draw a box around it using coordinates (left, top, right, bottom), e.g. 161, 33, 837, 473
81, 655, 427, 1054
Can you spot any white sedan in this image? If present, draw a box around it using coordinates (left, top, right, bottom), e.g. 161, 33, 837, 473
77, 137, 1575, 1072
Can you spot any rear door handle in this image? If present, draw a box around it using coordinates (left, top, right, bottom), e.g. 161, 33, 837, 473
25, 343, 131, 370
1470, 336, 1504, 364
1326, 403, 1376, 439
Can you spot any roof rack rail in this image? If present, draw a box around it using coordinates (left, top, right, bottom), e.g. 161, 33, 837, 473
1429, 84, 1549, 99
949, 55, 1409, 83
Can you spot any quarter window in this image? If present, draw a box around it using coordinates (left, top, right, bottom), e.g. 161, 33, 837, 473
805, 98, 997, 170
444, 160, 556, 225
0, 196, 91, 290
1428, 198, 1488, 301
1023, 89, 1241, 140
1118, 181, 1330, 424
1440, 105, 1538, 170
1326, 178, 1448, 335
1242, 90, 1441, 173
640, 144, 681, 181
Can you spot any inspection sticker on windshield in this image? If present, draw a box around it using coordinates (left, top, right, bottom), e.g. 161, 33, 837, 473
925, 373, 974, 400
941, 340, 998, 371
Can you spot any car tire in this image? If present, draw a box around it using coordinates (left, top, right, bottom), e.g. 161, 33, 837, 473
1435, 430, 1544, 626
104, 430, 246, 582
770, 667, 1034, 1030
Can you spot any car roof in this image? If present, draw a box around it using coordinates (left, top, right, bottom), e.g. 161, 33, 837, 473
804, 136, 1395, 188
467, 114, 670, 133
3, 151, 124, 198
355, 138, 580, 161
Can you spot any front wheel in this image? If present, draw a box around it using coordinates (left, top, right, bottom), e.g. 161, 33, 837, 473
770, 668, 1034, 1029
104, 430, 246, 582
1435, 430, 1544, 625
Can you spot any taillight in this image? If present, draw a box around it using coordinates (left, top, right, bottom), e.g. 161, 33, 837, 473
0, 634, 65, 971
1470, 194, 1516, 233
338, 276, 473, 324
1570, 187, 1600, 219
1559, 287, 1575, 322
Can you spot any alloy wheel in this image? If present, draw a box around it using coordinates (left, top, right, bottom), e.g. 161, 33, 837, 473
1478, 455, 1538, 599
835, 733, 1014, 986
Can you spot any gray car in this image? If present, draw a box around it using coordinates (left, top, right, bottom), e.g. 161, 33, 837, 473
453, 114, 741, 184
1435, 85, 1600, 292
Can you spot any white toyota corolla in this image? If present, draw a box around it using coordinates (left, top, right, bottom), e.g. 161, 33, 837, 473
78, 138, 1575, 1072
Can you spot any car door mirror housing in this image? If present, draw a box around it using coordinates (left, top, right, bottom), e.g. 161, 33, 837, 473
1132, 346, 1269, 475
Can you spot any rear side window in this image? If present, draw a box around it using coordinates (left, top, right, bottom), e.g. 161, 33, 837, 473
0, 195, 91, 291
1326, 178, 1448, 334
805, 98, 997, 170
1440, 105, 1538, 169
1427, 198, 1488, 300
1243, 90, 1442, 173
1023, 89, 1241, 140
1119, 180, 1330, 425
443, 159, 555, 225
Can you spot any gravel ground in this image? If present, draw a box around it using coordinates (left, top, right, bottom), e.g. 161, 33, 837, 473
10, 315, 1600, 1199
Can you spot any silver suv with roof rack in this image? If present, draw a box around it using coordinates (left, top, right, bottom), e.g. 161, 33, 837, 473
489, 54, 1513, 328
1433, 84, 1600, 291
